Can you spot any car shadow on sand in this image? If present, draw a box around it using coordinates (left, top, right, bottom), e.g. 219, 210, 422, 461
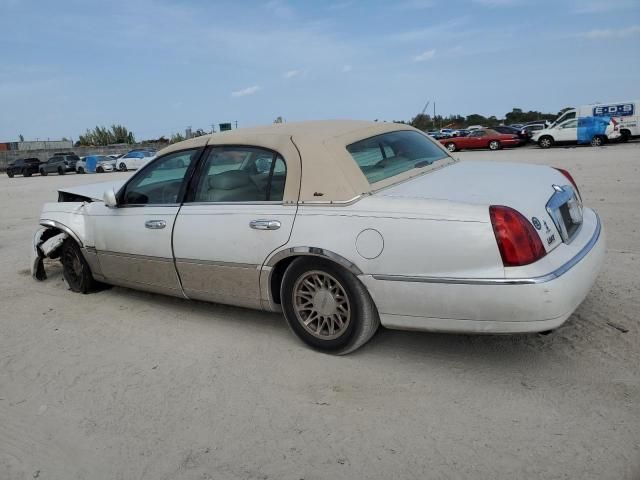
39, 262, 585, 371
101, 282, 577, 371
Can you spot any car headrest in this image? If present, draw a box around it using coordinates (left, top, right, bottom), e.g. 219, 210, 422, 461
208, 170, 250, 190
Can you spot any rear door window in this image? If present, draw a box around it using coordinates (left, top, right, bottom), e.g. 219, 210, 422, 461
189, 146, 287, 202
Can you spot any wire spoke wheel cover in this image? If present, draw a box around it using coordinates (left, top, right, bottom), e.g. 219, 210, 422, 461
292, 270, 351, 340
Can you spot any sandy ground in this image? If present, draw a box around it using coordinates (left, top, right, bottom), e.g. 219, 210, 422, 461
1, 143, 639, 480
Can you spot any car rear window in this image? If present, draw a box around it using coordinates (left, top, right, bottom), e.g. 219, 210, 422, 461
346, 130, 448, 184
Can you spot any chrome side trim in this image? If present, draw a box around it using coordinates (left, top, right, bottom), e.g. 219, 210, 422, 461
298, 195, 365, 206
118, 203, 180, 208
373, 212, 601, 286
98, 250, 174, 262
175, 258, 258, 269
39, 220, 83, 247
184, 201, 285, 206
265, 247, 363, 276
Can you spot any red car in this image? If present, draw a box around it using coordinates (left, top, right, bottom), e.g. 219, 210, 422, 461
439, 129, 520, 152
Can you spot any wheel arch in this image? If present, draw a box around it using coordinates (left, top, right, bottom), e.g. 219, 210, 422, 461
40, 219, 84, 247
263, 247, 363, 308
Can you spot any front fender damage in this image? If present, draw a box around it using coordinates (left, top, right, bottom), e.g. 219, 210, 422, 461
32, 202, 90, 281
31, 228, 68, 280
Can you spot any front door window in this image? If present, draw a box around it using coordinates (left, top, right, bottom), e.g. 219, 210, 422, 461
121, 149, 198, 205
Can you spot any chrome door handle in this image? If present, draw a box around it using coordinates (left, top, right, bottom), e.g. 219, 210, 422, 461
250, 219, 281, 230
145, 220, 167, 229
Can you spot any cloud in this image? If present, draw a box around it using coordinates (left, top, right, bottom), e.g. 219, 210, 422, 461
265, 0, 294, 19
472, 0, 520, 6
395, 0, 435, 9
342, 64, 352, 72
283, 69, 301, 79
231, 85, 261, 97
327, 1, 353, 10
388, 17, 470, 42
578, 25, 640, 39
414, 49, 436, 62
574, 0, 637, 13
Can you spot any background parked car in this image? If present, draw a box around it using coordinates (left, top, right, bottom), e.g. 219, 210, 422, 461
96, 156, 117, 172
117, 149, 157, 171
521, 123, 547, 135
76, 155, 117, 173
426, 131, 450, 139
452, 129, 470, 137
6, 157, 41, 178
39, 154, 78, 176
440, 128, 520, 152
492, 125, 530, 144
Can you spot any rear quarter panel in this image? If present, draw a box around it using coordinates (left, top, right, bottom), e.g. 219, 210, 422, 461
284, 196, 504, 279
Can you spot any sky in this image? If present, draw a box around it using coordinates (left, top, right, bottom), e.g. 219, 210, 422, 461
1, 0, 639, 141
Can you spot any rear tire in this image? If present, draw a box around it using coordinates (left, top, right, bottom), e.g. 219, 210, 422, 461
619, 130, 630, 143
60, 239, 97, 294
77, 167, 85, 174
7, 170, 14, 178
58, 167, 65, 175
280, 258, 380, 355
445, 142, 457, 152
40, 169, 48, 176
488, 140, 501, 150
591, 135, 605, 147
538, 136, 553, 149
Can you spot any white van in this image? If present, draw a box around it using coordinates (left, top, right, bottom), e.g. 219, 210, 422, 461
532, 117, 621, 148
551, 100, 639, 142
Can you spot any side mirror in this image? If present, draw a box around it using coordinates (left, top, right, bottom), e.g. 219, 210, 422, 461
103, 188, 118, 208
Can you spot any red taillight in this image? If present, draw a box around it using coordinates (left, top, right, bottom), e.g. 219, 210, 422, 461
553, 167, 581, 199
489, 205, 546, 267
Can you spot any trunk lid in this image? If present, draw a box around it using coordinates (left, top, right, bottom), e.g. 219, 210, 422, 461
378, 161, 581, 252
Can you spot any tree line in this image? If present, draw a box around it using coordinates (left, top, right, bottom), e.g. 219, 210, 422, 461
403, 107, 571, 131
74, 107, 571, 146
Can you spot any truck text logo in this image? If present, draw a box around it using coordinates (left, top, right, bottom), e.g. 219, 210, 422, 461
592, 104, 634, 117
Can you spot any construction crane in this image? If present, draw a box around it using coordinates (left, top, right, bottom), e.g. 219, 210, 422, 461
420, 101, 430, 116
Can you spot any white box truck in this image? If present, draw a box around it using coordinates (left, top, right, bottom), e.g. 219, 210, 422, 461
550, 100, 639, 142
532, 100, 638, 148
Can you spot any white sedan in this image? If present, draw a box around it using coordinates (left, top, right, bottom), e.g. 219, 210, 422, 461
116, 149, 156, 171
32, 120, 605, 354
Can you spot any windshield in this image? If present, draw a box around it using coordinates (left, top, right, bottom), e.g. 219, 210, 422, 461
346, 130, 449, 184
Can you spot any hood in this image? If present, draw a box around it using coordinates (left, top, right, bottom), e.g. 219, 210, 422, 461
58, 180, 126, 202
378, 160, 573, 251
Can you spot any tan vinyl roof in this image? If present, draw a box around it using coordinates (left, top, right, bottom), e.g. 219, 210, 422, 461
157, 120, 452, 203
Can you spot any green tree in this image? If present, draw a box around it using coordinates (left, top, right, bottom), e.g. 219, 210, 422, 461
77, 125, 135, 146
170, 132, 186, 144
